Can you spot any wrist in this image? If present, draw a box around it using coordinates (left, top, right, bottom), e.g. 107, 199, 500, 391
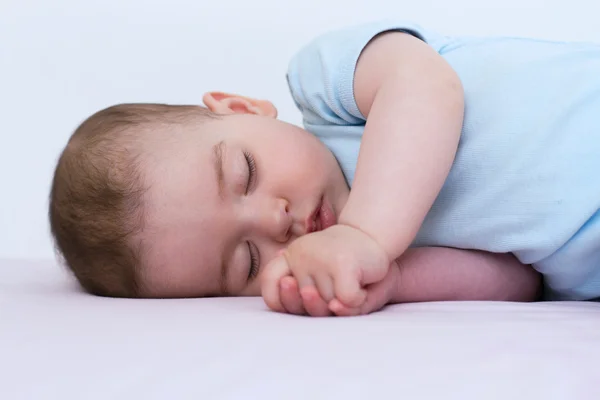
336, 221, 392, 270
338, 210, 397, 264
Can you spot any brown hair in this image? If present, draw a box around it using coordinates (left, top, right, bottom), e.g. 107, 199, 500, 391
49, 103, 218, 297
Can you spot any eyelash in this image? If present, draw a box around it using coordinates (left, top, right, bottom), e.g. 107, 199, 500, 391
243, 151, 257, 195
247, 242, 260, 281
243, 150, 259, 281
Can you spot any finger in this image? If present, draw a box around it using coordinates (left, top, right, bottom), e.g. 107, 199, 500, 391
279, 276, 306, 315
300, 286, 332, 317
331, 266, 397, 316
261, 255, 291, 313
314, 274, 335, 303
296, 273, 316, 291
329, 299, 361, 317
333, 270, 367, 308
296, 272, 334, 307
290, 269, 331, 316
359, 277, 394, 315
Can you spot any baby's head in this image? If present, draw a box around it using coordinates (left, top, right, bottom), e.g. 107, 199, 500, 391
49, 93, 350, 299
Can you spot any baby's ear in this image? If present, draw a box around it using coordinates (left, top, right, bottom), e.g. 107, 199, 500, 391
202, 92, 277, 118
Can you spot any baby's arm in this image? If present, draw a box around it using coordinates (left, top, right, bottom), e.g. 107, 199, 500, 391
328, 247, 542, 316
339, 31, 464, 265
280, 247, 541, 317
391, 247, 541, 303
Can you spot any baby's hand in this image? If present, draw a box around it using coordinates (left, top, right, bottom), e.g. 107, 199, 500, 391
328, 261, 399, 316
262, 224, 390, 313
279, 262, 399, 317
279, 276, 332, 316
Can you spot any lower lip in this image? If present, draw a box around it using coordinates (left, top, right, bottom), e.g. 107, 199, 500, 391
318, 198, 336, 230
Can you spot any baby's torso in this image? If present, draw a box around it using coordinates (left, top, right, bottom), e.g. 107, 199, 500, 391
293, 29, 600, 300
416, 37, 600, 300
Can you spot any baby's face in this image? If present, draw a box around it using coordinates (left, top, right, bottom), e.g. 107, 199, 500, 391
138, 113, 350, 298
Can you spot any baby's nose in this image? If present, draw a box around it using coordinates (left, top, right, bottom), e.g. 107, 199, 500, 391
255, 197, 291, 243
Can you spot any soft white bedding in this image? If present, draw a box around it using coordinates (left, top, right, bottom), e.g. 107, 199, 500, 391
1, 258, 599, 400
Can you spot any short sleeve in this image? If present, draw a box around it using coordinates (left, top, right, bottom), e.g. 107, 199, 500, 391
286, 20, 450, 127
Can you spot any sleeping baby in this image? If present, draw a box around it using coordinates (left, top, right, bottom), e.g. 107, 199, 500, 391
49, 20, 600, 316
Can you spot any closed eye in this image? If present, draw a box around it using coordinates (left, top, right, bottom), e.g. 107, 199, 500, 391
247, 241, 260, 281
244, 151, 257, 195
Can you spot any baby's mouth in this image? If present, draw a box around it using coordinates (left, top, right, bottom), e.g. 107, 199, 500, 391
318, 197, 336, 231
314, 208, 323, 232
305, 197, 323, 234
306, 196, 335, 234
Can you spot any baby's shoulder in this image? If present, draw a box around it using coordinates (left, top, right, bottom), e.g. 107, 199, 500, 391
286, 20, 447, 126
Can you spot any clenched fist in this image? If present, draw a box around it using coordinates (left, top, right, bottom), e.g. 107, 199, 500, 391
261, 224, 391, 314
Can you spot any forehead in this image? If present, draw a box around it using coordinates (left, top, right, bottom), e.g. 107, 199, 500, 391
136, 133, 224, 297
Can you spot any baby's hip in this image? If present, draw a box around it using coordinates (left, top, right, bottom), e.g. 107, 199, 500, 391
533, 229, 600, 301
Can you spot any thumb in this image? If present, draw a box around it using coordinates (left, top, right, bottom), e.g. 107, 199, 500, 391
330, 265, 398, 316
359, 270, 397, 315
261, 253, 291, 312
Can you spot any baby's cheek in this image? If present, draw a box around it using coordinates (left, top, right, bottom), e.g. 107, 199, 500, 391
240, 276, 263, 297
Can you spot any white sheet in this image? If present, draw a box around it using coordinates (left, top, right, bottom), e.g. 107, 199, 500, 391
1, 258, 599, 400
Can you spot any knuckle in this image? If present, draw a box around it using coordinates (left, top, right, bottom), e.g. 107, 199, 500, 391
334, 274, 358, 296
338, 291, 357, 306
339, 287, 364, 307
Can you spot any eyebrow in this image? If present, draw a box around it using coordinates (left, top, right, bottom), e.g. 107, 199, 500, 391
212, 141, 230, 295
213, 140, 226, 201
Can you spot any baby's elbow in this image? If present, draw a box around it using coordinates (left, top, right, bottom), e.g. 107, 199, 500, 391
511, 267, 543, 302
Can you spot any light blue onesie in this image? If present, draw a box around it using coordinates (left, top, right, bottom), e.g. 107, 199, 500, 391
285, 20, 600, 301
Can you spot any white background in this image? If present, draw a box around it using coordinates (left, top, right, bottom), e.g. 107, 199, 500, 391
1, 0, 599, 261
